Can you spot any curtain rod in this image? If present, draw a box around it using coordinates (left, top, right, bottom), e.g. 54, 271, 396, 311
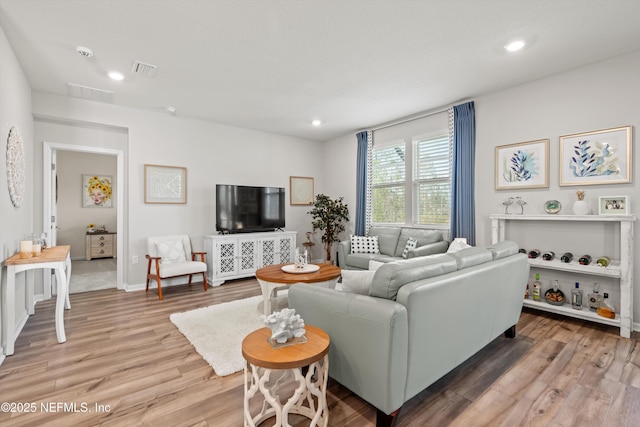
370, 106, 451, 133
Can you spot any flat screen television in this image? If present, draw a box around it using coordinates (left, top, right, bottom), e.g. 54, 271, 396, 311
216, 184, 285, 233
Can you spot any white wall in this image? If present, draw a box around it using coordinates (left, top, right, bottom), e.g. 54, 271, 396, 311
324, 50, 640, 329
56, 151, 117, 259
0, 23, 35, 352
31, 92, 327, 286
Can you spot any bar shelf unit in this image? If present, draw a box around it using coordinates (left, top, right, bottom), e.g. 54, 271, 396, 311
490, 214, 635, 338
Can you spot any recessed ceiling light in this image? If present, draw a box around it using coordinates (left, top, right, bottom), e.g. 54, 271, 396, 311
311, 120, 322, 127
108, 71, 124, 81
505, 40, 525, 52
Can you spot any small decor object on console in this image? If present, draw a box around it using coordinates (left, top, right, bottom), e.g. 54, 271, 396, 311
544, 200, 562, 214
515, 196, 527, 214
572, 190, 591, 215
261, 308, 306, 346
598, 195, 629, 215
502, 197, 514, 214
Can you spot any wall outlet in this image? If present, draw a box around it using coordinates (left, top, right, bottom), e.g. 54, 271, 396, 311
132, 255, 139, 264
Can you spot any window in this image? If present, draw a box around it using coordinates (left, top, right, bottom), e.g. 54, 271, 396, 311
371, 133, 451, 225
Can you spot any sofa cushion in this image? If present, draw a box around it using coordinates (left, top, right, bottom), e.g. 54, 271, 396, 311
448, 247, 493, 269
350, 235, 380, 254
339, 269, 376, 295
369, 226, 402, 256
346, 253, 398, 270
487, 240, 520, 260
394, 228, 443, 257
369, 254, 458, 300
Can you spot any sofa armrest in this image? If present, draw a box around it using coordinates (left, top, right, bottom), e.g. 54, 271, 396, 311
337, 240, 351, 268
407, 240, 449, 258
289, 285, 408, 415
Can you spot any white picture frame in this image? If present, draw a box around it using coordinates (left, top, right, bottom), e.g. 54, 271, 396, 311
290, 176, 314, 205
144, 164, 187, 204
598, 196, 629, 215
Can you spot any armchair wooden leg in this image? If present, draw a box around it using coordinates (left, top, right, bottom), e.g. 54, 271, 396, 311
188, 274, 193, 286
202, 273, 208, 291
157, 278, 163, 300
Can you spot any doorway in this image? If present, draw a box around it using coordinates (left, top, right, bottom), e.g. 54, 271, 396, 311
43, 142, 125, 295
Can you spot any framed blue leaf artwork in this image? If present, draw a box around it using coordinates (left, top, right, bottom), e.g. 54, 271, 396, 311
559, 126, 632, 186
495, 139, 549, 190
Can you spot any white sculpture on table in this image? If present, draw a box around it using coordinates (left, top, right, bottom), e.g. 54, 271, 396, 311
261, 308, 306, 344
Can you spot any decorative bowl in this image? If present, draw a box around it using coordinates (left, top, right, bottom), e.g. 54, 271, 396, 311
544, 288, 566, 306
544, 200, 562, 214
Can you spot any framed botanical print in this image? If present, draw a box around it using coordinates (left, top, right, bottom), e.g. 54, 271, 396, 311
495, 139, 549, 190
290, 176, 314, 205
559, 126, 632, 186
144, 164, 187, 204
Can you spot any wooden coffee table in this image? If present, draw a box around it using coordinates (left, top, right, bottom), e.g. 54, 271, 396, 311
255, 263, 341, 316
242, 325, 330, 426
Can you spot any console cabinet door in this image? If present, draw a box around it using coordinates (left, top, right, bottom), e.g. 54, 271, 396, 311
215, 238, 239, 278
258, 235, 295, 267
237, 237, 258, 275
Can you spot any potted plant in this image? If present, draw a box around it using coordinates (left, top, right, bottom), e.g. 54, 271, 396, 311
308, 194, 350, 263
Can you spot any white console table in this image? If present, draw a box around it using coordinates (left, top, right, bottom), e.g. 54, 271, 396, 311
490, 214, 635, 338
1, 245, 71, 356
204, 231, 296, 286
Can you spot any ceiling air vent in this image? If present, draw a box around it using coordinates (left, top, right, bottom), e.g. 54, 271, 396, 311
131, 60, 158, 77
67, 83, 114, 103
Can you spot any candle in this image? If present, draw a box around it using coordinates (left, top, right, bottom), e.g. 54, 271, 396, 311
33, 243, 42, 256
20, 240, 33, 258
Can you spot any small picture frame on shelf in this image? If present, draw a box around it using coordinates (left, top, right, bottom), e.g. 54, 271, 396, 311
598, 196, 628, 215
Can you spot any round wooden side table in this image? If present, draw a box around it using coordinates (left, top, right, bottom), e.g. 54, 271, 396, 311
242, 325, 330, 427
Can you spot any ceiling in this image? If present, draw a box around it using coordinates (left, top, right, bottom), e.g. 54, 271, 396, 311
2, 1, 640, 142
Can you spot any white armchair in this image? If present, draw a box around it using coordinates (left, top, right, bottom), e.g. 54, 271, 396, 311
145, 235, 208, 300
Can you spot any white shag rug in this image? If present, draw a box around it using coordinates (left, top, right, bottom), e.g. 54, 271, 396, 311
170, 295, 265, 376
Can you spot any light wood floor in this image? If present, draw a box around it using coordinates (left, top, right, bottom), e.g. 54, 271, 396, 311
1, 278, 639, 426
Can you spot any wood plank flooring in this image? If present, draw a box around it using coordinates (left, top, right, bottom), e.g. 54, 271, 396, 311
1, 278, 639, 426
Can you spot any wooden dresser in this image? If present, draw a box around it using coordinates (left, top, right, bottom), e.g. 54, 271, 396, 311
85, 232, 117, 260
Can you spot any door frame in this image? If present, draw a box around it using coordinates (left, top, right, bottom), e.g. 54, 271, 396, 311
43, 142, 125, 291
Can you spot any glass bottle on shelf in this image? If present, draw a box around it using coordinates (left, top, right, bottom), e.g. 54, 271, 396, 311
596, 256, 610, 267
560, 252, 573, 263
542, 251, 555, 261
578, 255, 592, 265
588, 283, 602, 312
571, 282, 583, 310
532, 274, 542, 302
597, 293, 615, 319
524, 283, 530, 299
528, 249, 541, 259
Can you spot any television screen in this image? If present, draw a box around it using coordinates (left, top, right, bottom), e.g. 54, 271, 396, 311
216, 184, 285, 233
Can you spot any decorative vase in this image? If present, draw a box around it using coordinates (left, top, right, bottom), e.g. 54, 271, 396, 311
573, 200, 590, 215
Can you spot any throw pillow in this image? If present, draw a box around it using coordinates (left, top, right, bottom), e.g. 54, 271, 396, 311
402, 237, 418, 259
156, 239, 187, 264
369, 260, 384, 271
447, 238, 472, 253
350, 235, 380, 254
340, 269, 376, 295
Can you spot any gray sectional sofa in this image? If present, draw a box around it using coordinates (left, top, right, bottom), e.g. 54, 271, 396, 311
337, 226, 449, 270
289, 241, 529, 426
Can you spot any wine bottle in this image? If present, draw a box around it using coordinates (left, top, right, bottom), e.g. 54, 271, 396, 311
571, 282, 583, 310
597, 293, 615, 319
578, 255, 592, 265
542, 251, 555, 261
560, 252, 573, 263
596, 256, 610, 267
528, 249, 541, 259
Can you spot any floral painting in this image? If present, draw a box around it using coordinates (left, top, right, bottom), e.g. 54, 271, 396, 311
83, 175, 113, 207
495, 139, 549, 190
560, 126, 632, 186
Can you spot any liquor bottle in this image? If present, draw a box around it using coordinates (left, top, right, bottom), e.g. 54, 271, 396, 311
528, 249, 541, 259
596, 256, 610, 267
542, 251, 555, 261
597, 293, 615, 319
571, 282, 583, 310
560, 252, 573, 263
588, 282, 602, 312
532, 274, 542, 302
524, 283, 530, 299
578, 255, 592, 265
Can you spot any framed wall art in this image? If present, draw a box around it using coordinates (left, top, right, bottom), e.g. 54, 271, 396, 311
495, 139, 549, 190
144, 164, 187, 204
290, 176, 314, 205
83, 175, 113, 208
559, 125, 632, 186
598, 195, 629, 215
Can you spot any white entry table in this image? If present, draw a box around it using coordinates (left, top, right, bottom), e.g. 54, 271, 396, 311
1, 245, 71, 356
